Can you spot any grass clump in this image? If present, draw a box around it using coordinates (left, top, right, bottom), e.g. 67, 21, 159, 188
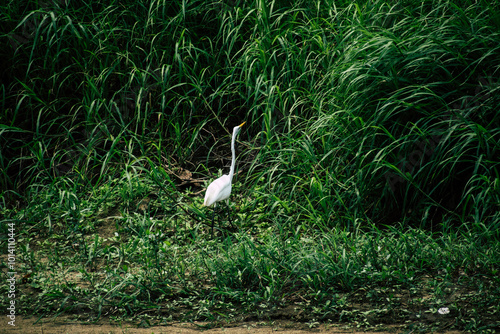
1, 0, 499, 332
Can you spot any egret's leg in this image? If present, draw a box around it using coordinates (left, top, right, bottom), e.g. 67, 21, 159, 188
226, 200, 236, 230
211, 203, 217, 238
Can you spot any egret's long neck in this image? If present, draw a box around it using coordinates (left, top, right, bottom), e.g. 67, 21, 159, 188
228, 128, 238, 182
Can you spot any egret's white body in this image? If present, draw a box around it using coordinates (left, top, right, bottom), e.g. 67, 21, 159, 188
204, 174, 232, 207
204, 122, 245, 236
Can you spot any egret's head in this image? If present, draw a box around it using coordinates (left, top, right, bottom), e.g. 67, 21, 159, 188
233, 121, 245, 135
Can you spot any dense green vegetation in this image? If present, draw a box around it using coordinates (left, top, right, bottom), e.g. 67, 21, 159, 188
1, 0, 499, 331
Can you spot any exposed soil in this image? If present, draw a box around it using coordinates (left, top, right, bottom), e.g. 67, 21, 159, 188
8, 316, 464, 334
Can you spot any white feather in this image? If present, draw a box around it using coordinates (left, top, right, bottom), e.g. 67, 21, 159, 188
203, 122, 245, 208
204, 174, 231, 207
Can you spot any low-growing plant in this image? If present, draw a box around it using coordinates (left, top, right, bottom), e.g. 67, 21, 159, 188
1, 0, 499, 331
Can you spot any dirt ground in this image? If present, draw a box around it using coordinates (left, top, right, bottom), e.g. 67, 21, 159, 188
6, 316, 464, 334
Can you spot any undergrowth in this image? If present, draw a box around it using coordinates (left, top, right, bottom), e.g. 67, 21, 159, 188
1, 0, 499, 331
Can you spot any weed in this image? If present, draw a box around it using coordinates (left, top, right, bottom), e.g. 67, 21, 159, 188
1, 0, 499, 331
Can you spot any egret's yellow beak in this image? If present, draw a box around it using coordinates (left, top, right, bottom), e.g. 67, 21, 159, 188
239, 121, 246, 127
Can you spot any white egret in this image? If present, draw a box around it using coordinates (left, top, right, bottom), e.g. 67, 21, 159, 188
204, 121, 246, 236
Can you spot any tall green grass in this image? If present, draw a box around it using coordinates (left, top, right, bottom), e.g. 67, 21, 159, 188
1, 0, 499, 331
3, 0, 498, 229
244, 0, 500, 231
